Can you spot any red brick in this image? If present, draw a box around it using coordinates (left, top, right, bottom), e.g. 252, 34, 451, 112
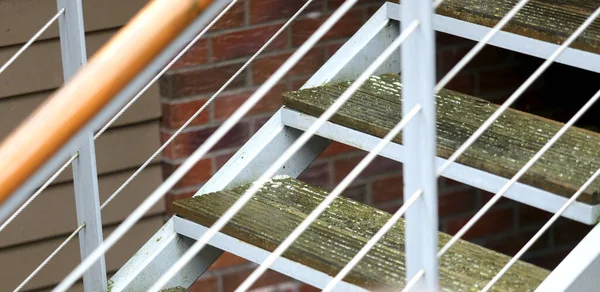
291, 10, 364, 47
162, 63, 247, 98
518, 204, 552, 227
211, 25, 287, 62
445, 207, 514, 240
333, 154, 401, 183
328, 0, 387, 9
372, 175, 403, 204
249, 0, 324, 24
478, 65, 530, 96
479, 191, 515, 209
483, 230, 549, 256
161, 122, 250, 159
213, 84, 285, 120
299, 283, 320, 292
438, 189, 476, 218
208, 252, 248, 271
161, 98, 210, 129
162, 159, 212, 189
343, 184, 367, 203
436, 32, 476, 48
171, 38, 209, 70
318, 141, 356, 157
210, 0, 245, 31
252, 115, 272, 132
252, 48, 326, 84
189, 274, 219, 292
222, 268, 293, 292
440, 73, 475, 95
553, 219, 592, 246
325, 41, 345, 58
298, 162, 331, 189
527, 248, 572, 270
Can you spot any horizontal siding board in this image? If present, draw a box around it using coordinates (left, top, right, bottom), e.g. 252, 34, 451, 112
0, 30, 116, 99
0, 84, 160, 140
51, 120, 162, 184
0, 0, 149, 48
0, 216, 164, 291
0, 164, 164, 248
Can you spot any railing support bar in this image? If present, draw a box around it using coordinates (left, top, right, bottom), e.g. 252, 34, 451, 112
57, 0, 107, 290
401, 0, 439, 290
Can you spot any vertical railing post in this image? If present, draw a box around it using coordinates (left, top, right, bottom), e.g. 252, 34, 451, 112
56, 0, 108, 291
401, 0, 439, 290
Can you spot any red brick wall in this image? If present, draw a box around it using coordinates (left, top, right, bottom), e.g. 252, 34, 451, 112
159, 1, 594, 291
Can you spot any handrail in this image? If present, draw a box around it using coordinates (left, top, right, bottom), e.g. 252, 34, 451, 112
0, 0, 213, 205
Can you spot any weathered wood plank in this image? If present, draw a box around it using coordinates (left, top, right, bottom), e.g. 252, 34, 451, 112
436, 0, 600, 55
173, 177, 549, 291
283, 74, 600, 204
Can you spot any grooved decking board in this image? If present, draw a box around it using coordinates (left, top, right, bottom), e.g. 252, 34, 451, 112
283, 74, 600, 204
436, 0, 600, 54
173, 177, 549, 291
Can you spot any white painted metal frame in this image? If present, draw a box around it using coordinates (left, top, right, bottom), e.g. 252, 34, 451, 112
536, 222, 600, 291
386, 3, 600, 74
400, 0, 438, 290
110, 110, 330, 291
56, 0, 107, 290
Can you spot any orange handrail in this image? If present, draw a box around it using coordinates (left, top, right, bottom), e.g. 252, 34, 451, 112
0, 0, 212, 204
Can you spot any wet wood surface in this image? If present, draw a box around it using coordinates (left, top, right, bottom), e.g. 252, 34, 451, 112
436, 0, 600, 54
174, 177, 549, 291
283, 74, 600, 204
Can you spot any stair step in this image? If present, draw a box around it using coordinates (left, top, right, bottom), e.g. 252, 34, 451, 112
437, 0, 600, 55
173, 177, 549, 291
283, 74, 600, 205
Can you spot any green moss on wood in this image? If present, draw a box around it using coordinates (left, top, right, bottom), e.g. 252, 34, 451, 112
283, 74, 600, 204
436, 0, 600, 55
173, 177, 549, 291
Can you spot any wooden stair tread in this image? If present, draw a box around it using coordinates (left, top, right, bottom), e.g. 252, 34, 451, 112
283, 74, 600, 204
436, 0, 600, 55
173, 177, 549, 291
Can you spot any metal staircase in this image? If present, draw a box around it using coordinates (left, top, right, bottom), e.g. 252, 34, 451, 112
1, 0, 600, 291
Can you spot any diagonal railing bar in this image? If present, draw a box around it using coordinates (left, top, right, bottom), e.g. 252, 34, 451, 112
434, 0, 532, 93
401, 269, 424, 292
0, 0, 236, 234
0, 9, 65, 75
15, 223, 85, 292
436, 4, 600, 178
481, 89, 600, 292
147, 15, 421, 292
404, 4, 600, 288
436, 4, 600, 258
0, 154, 77, 234
324, 188, 423, 291
100, 0, 316, 210
54, 1, 359, 290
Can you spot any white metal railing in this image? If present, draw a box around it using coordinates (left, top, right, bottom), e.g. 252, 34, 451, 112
2, 0, 600, 291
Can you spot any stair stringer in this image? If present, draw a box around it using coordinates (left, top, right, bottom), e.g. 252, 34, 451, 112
109, 109, 330, 291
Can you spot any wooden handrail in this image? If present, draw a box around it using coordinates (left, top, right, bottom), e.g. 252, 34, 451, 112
0, 0, 212, 204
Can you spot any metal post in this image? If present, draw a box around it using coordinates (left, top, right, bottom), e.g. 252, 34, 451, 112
401, 0, 438, 290
57, 0, 108, 291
